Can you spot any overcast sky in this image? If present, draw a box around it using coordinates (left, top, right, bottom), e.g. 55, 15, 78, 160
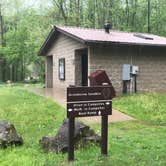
1, 0, 52, 15
24, 0, 52, 8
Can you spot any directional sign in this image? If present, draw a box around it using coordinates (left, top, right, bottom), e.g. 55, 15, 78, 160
67, 86, 114, 118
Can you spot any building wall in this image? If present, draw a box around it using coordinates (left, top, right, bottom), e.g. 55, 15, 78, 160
45, 33, 166, 93
45, 56, 53, 88
46, 33, 86, 89
133, 46, 166, 92
89, 45, 166, 93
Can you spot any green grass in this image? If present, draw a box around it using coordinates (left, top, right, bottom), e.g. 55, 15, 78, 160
0, 86, 166, 166
113, 93, 166, 125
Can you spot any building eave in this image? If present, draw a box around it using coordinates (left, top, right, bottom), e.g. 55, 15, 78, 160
38, 28, 58, 56
85, 40, 166, 47
38, 26, 166, 56
38, 26, 86, 56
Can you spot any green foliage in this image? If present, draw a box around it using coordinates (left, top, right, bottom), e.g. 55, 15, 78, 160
3, 10, 48, 81
0, 86, 166, 165
0, 0, 166, 82
0, 86, 66, 165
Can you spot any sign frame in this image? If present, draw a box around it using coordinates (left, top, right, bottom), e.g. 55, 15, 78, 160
67, 86, 113, 118
67, 85, 114, 161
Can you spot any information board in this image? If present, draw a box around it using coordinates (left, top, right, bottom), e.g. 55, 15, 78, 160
67, 86, 114, 118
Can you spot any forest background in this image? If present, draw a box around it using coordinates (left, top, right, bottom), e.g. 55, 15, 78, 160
0, 0, 165, 82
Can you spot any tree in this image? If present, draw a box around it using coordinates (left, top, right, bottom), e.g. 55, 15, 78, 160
1, 0, 166, 82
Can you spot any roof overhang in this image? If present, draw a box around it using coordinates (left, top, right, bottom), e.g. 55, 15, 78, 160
38, 26, 166, 56
85, 40, 166, 47
38, 26, 86, 56
38, 27, 58, 56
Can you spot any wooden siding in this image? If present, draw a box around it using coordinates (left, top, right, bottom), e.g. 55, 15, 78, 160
46, 33, 86, 89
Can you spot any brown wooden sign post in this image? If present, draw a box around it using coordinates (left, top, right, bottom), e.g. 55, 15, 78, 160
67, 85, 115, 161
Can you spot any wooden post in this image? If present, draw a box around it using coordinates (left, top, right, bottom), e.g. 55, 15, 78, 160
134, 75, 137, 93
101, 82, 109, 155
68, 117, 75, 161
101, 115, 108, 155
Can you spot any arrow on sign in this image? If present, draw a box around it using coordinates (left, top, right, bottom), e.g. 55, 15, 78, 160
106, 102, 110, 105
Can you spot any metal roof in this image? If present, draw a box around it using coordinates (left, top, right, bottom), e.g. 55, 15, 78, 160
38, 26, 166, 56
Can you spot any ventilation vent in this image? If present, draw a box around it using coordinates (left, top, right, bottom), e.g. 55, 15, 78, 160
134, 33, 153, 40
104, 23, 112, 33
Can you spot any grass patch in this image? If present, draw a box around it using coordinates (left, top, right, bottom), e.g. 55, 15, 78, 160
0, 87, 166, 165
113, 93, 166, 125
0, 86, 66, 166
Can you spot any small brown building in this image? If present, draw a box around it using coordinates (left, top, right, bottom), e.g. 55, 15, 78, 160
38, 26, 166, 93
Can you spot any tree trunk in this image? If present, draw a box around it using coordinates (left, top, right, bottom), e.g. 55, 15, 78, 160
147, 0, 151, 33
12, 64, 14, 82
2, 59, 6, 82
131, 0, 137, 30
126, 0, 129, 27
76, 0, 80, 26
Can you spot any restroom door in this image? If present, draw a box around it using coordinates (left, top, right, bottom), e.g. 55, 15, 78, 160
81, 53, 88, 86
